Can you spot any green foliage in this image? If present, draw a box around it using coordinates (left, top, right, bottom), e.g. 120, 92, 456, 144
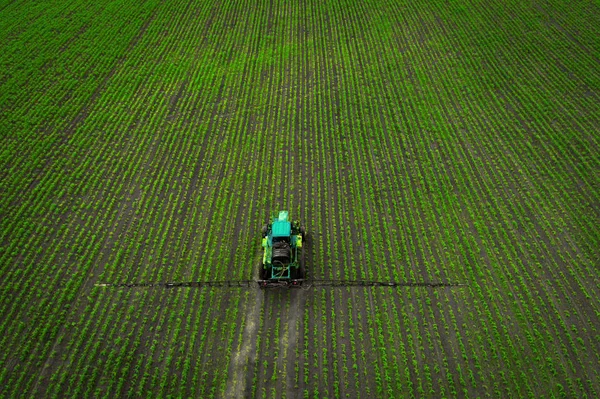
0, 0, 599, 397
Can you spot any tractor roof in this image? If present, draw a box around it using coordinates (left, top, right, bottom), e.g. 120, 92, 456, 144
272, 220, 291, 237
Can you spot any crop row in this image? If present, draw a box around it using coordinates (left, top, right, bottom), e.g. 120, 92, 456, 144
1, 0, 598, 397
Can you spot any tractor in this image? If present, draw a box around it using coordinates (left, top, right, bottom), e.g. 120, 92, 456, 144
258, 211, 305, 288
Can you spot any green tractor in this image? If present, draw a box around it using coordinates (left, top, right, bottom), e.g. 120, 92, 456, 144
259, 211, 305, 288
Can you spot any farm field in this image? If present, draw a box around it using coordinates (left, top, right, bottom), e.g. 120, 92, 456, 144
1, 0, 599, 397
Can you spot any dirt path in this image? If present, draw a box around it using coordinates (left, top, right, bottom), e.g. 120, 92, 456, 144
226, 264, 264, 398
283, 289, 307, 398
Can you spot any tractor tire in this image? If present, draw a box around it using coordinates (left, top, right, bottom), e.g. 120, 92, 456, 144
260, 265, 269, 280
298, 262, 306, 280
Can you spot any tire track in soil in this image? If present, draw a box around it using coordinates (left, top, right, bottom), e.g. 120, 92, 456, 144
227, 262, 264, 399
281, 289, 307, 397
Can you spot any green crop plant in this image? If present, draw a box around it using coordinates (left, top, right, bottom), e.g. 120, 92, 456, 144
1, 0, 599, 397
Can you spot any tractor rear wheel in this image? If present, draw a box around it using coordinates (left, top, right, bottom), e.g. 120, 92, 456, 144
260, 264, 269, 280
298, 262, 306, 280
